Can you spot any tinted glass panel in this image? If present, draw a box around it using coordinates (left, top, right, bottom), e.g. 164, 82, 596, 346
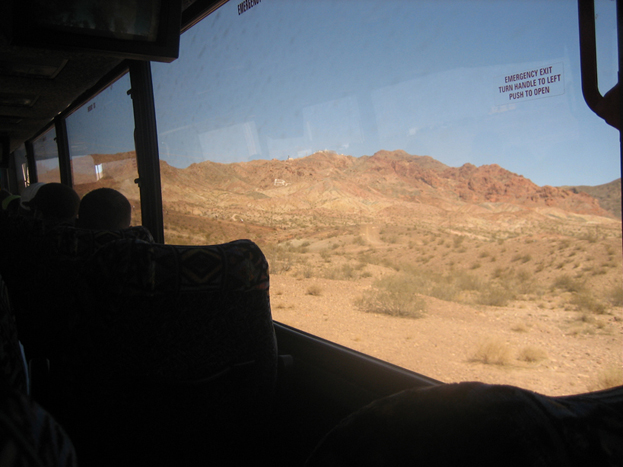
32, 126, 60, 183
152, 0, 621, 395
66, 73, 141, 225
12, 145, 29, 193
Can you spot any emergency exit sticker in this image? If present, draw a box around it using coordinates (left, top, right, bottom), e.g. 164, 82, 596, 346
495, 62, 564, 105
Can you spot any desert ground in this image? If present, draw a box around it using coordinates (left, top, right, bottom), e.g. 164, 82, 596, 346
167, 218, 623, 397
270, 274, 622, 397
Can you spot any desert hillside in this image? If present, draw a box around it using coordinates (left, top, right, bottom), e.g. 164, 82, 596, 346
563, 179, 622, 219
74, 149, 623, 395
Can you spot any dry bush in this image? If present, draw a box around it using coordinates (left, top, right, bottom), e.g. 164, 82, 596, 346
450, 271, 483, 292
512, 253, 532, 263
591, 366, 623, 390
263, 244, 294, 273
352, 236, 366, 246
570, 292, 607, 314
476, 286, 515, 307
606, 285, 623, 307
322, 264, 357, 281
495, 268, 537, 296
552, 274, 585, 293
306, 285, 323, 296
517, 346, 547, 363
511, 322, 529, 332
355, 274, 426, 319
471, 338, 513, 365
429, 283, 460, 302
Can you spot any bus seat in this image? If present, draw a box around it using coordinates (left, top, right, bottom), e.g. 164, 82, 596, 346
0, 271, 76, 467
305, 382, 623, 467
0, 381, 78, 467
0, 274, 27, 393
0, 218, 154, 359
46, 238, 277, 467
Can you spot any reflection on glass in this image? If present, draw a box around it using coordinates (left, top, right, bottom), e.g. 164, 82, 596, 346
66, 73, 141, 226
151, 1, 621, 395
33, 127, 60, 183
11, 145, 29, 193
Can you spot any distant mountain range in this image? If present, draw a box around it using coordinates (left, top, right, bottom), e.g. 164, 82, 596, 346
158, 149, 619, 222
562, 179, 621, 219
71, 149, 620, 230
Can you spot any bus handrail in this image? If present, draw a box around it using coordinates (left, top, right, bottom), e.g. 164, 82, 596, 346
578, 0, 603, 114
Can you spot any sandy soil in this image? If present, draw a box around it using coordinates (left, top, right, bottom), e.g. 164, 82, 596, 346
271, 274, 623, 397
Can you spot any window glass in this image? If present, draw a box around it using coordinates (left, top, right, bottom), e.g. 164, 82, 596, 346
12, 145, 28, 193
152, 0, 621, 395
32, 126, 60, 183
65, 73, 140, 225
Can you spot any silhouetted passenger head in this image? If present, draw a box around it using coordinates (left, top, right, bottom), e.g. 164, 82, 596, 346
19, 182, 45, 215
29, 183, 80, 226
77, 188, 132, 230
0, 189, 11, 204
2, 195, 21, 215
0, 190, 20, 215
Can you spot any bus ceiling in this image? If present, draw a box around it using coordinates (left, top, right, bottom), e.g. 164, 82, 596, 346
0, 0, 226, 157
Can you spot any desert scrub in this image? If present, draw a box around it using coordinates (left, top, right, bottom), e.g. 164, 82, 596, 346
517, 346, 547, 363
300, 265, 314, 279
476, 286, 515, 307
494, 268, 537, 296
591, 366, 623, 390
306, 285, 323, 296
606, 285, 623, 306
511, 253, 532, 263
470, 338, 513, 365
262, 244, 294, 273
552, 274, 585, 293
570, 292, 607, 314
322, 264, 357, 281
511, 322, 529, 332
352, 235, 366, 246
355, 274, 426, 319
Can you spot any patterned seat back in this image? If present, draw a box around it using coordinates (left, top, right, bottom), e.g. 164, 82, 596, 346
0, 382, 78, 467
0, 268, 77, 467
49, 238, 277, 467
0, 274, 27, 393
0, 217, 154, 359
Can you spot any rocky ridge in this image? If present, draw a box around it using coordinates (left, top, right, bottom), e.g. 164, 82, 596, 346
158, 149, 615, 225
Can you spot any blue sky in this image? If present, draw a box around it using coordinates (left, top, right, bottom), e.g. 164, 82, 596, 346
73, 0, 620, 188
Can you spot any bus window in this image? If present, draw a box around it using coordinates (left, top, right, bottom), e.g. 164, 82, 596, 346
11, 145, 28, 194
151, 0, 621, 395
32, 126, 60, 183
594, 0, 618, 96
65, 73, 141, 226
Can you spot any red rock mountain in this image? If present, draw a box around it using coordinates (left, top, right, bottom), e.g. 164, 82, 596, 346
159, 149, 613, 221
